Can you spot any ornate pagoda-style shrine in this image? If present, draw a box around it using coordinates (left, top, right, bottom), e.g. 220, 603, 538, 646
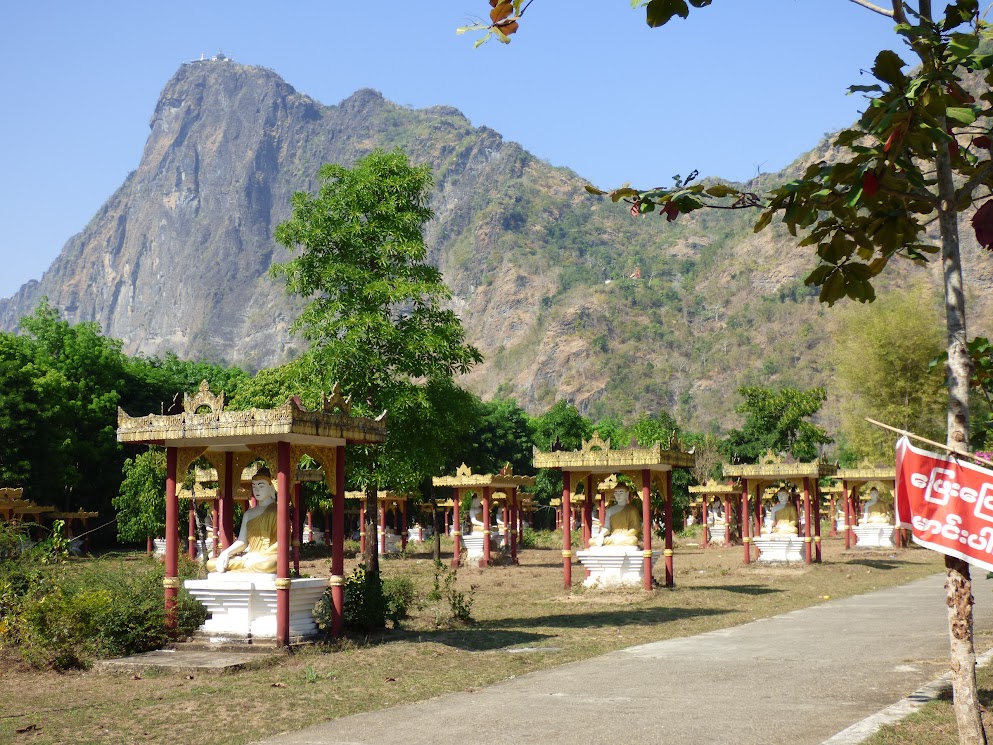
724, 451, 837, 565
834, 466, 899, 549
534, 432, 695, 590
688, 480, 738, 547
432, 464, 535, 568
117, 381, 387, 645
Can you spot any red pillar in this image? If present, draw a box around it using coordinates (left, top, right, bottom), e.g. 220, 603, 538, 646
742, 480, 751, 565
843, 481, 851, 549
813, 482, 822, 563
562, 472, 572, 590
323, 508, 331, 547
663, 470, 674, 589
482, 486, 491, 567
293, 483, 302, 576
803, 477, 812, 565
829, 495, 838, 537
451, 489, 462, 569
276, 441, 291, 647
331, 446, 346, 638
187, 500, 197, 560
221, 451, 235, 550
701, 496, 710, 548
164, 447, 179, 631
401, 499, 408, 550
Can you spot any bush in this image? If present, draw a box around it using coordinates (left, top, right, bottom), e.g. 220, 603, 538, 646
343, 564, 386, 633
0, 555, 205, 670
427, 560, 475, 626
314, 568, 417, 636
382, 575, 416, 624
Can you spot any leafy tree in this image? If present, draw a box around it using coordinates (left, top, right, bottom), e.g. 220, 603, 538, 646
528, 400, 593, 520
272, 149, 483, 573
113, 449, 167, 545
454, 397, 534, 476
724, 386, 832, 463
19, 300, 129, 517
123, 353, 248, 416
465, 3, 993, 737
833, 286, 946, 462
0, 332, 69, 499
627, 411, 679, 447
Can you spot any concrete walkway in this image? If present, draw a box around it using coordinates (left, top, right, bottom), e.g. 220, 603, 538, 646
255, 572, 993, 745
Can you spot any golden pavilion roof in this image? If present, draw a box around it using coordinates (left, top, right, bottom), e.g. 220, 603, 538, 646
688, 479, 738, 495
835, 466, 896, 483
723, 450, 837, 482
432, 463, 536, 490
533, 431, 695, 472
117, 381, 387, 450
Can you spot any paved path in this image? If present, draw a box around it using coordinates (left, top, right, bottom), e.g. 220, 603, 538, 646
256, 572, 993, 745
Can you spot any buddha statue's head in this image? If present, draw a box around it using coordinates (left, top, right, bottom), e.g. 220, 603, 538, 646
251, 467, 276, 502
614, 486, 630, 506
868, 487, 879, 500
777, 489, 788, 504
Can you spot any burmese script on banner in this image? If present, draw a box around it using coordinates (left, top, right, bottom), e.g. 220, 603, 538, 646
895, 436, 993, 572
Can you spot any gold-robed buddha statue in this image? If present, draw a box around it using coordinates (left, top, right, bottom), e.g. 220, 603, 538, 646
765, 489, 799, 536
591, 486, 642, 547
206, 467, 279, 574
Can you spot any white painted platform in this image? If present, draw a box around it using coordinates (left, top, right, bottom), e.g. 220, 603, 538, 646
184, 573, 328, 641
575, 546, 660, 588
853, 524, 895, 549
752, 534, 805, 563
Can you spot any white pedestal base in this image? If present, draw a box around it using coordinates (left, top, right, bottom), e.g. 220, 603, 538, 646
462, 531, 498, 563
184, 573, 328, 641
376, 530, 401, 554
753, 535, 805, 563
853, 524, 895, 549
576, 546, 660, 588
708, 522, 728, 546
302, 526, 324, 544
407, 527, 432, 543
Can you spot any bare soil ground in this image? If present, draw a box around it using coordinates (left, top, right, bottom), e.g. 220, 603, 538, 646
0, 537, 946, 744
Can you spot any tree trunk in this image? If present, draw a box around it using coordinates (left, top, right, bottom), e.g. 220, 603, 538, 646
432, 495, 442, 562
363, 482, 380, 575
936, 136, 986, 744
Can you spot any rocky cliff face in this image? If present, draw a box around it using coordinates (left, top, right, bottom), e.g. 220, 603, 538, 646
3, 61, 991, 430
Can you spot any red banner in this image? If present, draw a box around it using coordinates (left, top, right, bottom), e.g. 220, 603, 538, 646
896, 436, 993, 572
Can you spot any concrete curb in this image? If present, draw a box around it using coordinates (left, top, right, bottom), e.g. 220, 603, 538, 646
822, 647, 993, 744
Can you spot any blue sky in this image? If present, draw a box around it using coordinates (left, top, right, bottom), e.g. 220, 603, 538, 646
0, 1, 903, 300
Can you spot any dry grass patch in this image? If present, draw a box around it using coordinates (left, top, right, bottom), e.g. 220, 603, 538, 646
0, 538, 945, 744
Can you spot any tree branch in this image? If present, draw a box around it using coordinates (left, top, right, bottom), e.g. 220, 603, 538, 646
847, 0, 896, 17
955, 160, 993, 203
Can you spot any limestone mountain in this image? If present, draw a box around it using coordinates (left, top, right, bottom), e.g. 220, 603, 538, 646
2, 60, 991, 432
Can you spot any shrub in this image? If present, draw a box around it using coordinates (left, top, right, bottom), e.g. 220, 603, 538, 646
343, 564, 386, 633
0, 555, 205, 670
382, 575, 416, 624
519, 527, 537, 549
427, 560, 475, 626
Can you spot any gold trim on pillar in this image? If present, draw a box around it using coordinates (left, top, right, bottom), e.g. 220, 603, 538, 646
561, 550, 573, 558
663, 549, 674, 557
642, 550, 654, 558
274, 578, 292, 590
162, 577, 180, 589
329, 575, 345, 587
